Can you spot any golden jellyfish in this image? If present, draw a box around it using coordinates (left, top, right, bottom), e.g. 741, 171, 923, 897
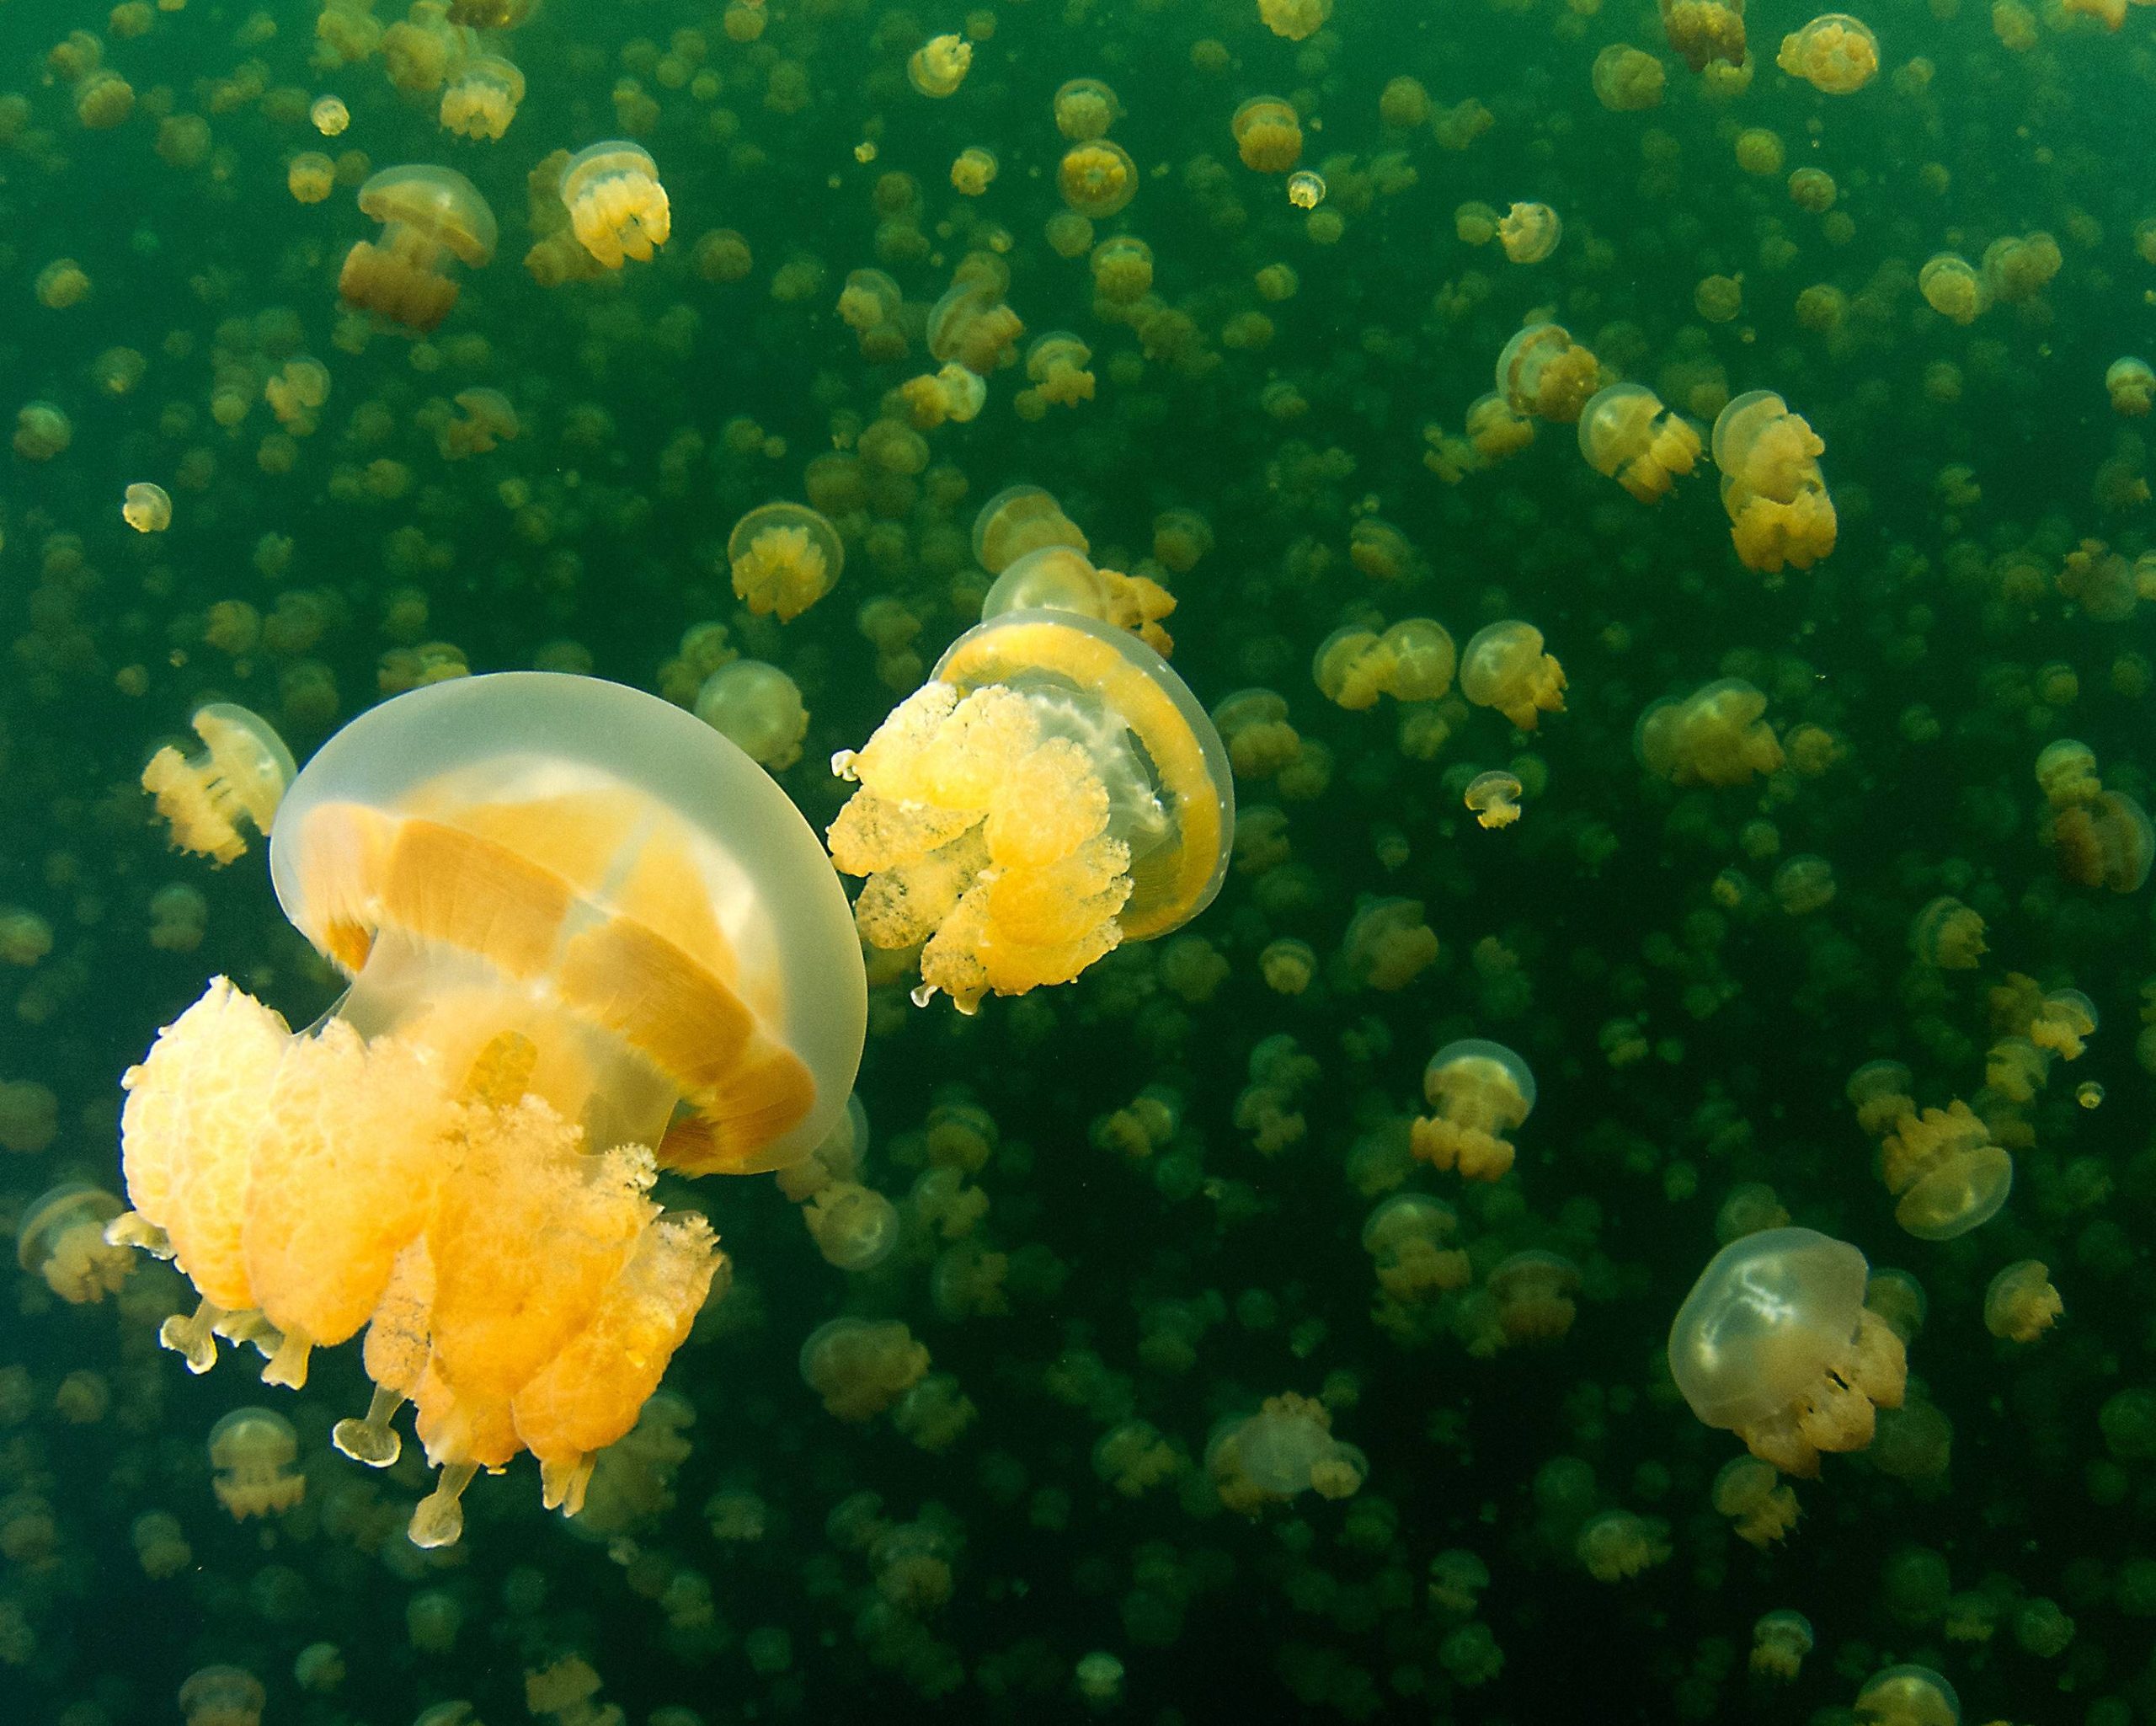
123, 480, 173, 532
179, 1666, 266, 1726
727, 502, 844, 622
1854, 1666, 1960, 1726
1231, 97, 1304, 174
1711, 389, 1838, 573
1412, 1039, 1533, 1181
1287, 171, 1326, 211
35, 258, 90, 309
1634, 679, 1782, 787
906, 34, 973, 99
13, 400, 71, 461
1577, 383, 1701, 503
207, 1407, 305, 1518
1053, 77, 1118, 141
1489, 1250, 1580, 1344
694, 660, 808, 772
1465, 770, 1524, 831
1776, 14, 1879, 92
141, 703, 296, 867
950, 146, 997, 195
2108, 357, 2155, 417
115, 673, 866, 1544
16, 1182, 131, 1303
981, 546, 1176, 656
1661, 0, 1748, 72
1495, 323, 1601, 424
1908, 895, 1986, 968
800, 1317, 929, 1419
1750, 1611, 1815, 1680
974, 484, 1088, 574
828, 610, 1234, 1013
1714, 1456, 1800, 1547
1258, 0, 1331, 39
1058, 139, 1137, 217
1879, 1100, 2011, 1239
2055, 790, 2154, 891
898, 362, 988, 429
1460, 622, 1566, 730
926, 275, 1023, 376
2036, 737, 2100, 808
1592, 44, 1667, 110
288, 152, 337, 204
1984, 1260, 2062, 1343
1019, 331, 1095, 413
338, 165, 498, 334
1668, 1226, 1908, 1477
311, 94, 350, 136
1497, 202, 1561, 265
438, 386, 519, 459
439, 54, 524, 141
1918, 254, 1984, 324
1207, 1393, 1364, 1513
1091, 234, 1153, 303
561, 141, 670, 269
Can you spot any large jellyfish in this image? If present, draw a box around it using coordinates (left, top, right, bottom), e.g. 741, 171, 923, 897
115, 673, 866, 1545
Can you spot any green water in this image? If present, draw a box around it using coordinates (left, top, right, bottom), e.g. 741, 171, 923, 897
4, 0, 2156, 1720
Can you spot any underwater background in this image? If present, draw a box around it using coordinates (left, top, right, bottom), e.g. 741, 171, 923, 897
4, 0, 2156, 1721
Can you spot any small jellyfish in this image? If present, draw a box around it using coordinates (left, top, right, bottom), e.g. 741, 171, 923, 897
1668, 1226, 1908, 1476
1908, 895, 1985, 968
1711, 389, 1838, 573
1918, 254, 1984, 324
1495, 323, 1601, 423
695, 660, 808, 772
1465, 770, 1524, 830
561, 141, 671, 268
1340, 897, 1438, 991
1412, 1039, 1534, 1181
1880, 1102, 2012, 1239
728, 502, 845, 622
1577, 1510, 1671, 1581
1232, 97, 1304, 173
1489, 1249, 1580, 1344
1750, 1611, 1815, 1681
1053, 77, 1118, 141
1714, 1456, 1800, 1547
1853, 1665, 1960, 1726
1058, 139, 1137, 216
208, 1407, 306, 1519
1460, 622, 1566, 730
1634, 680, 1781, 787
15, 1182, 131, 1303
310, 94, 350, 136
1592, 43, 1668, 110
799, 1317, 930, 1419
981, 547, 1175, 655
2054, 790, 2154, 891
439, 54, 525, 140
179, 1667, 266, 1726
907, 34, 973, 99
141, 703, 297, 867
803, 1183, 899, 1271
1497, 201, 1561, 264
2108, 357, 2156, 418
338, 165, 498, 333
289, 152, 337, 204
950, 146, 997, 195
1776, 14, 1880, 92
973, 484, 1089, 574
1258, 0, 1332, 41
1020, 331, 1096, 411
123, 481, 173, 532
1208, 1392, 1364, 1512
1287, 170, 1326, 210
1577, 383, 1701, 503
438, 387, 520, 459
828, 610, 1234, 1013
1984, 1259, 2062, 1344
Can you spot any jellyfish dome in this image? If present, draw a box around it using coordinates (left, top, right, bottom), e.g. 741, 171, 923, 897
115, 673, 865, 1544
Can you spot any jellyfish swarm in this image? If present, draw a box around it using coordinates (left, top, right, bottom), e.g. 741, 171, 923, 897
1668, 1226, 1908, 1476
115, 674, 866, 1545
829, 610, 1234, 1013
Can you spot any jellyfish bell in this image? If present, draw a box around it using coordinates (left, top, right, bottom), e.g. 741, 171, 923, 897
338, 164, 498, 333
141, 703, 297, 867
982, 545, 1113, 622
559, 141, 670, 268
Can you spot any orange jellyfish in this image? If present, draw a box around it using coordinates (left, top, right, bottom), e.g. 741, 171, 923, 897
115, 673, 866, 1546
337, 165, 498, 334
829, 611, 1235, 1013
560, 141, 671, 268
728, 502, 845, 622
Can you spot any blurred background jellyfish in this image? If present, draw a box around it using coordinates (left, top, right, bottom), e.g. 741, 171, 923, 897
337, 165, 497, 333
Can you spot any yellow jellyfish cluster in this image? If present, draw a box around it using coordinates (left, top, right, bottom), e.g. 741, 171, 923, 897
113, 674, 865, 1544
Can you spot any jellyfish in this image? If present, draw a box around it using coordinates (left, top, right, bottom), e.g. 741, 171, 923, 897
898, 362, 988, 429
1878, 1102, 2011, 1239
115, 673, 866, 1544
123, 481, 173, 532
1918, 254, 1984, 324
926, 278, 1024, 376
16, 1181, 132, 1303
1713, 1456, 1799, 1546
727, 502, 845, 622
973, 485, 1090, 575
1711, 389, 1838, 573
828, 610, 1234, 1013
438, 387, 519, 459
1983, 1260, 2062, 1343
1577, 1510, 1671, 1581
1489, 1250, 1580, 1344
1020, 331, 1095, 411
2054, 789, 2154, 890
1258, 0, 1331, 39
1231, 97, 1304, 173
560, 141, 670, 268
1412, 1039, 1534, 1181
1496, 323, 1602, 424
1460, 622, 1566, 730
1465, 771, 1524, 831
1661, 0, 1747, 70
906, 34, 972, 98
1053, 77, 1118, 140
1668, 1226, 1908, 1476
694, 660, 808, 772
2110, 357, 2156, 417
1207, 1393, 1364, 1513
1634, 680, 1781, 786
1750, 1611, 1815, 1680
1497, 202, 1561, 265
141, 703, 296, 867
980, 546, 1176, 657
1057, 140, 1136, 216
337, 165, 497, 333
179, 1667, 266, 1726
1776, 14, 1879, 92
1339, 897, 1439, 991
800, 1317, 930, 1419
208, 1407, 305, 1518
1853, 1666, 1960, 1726
1577, 383, 1701, 503
439, 54, 523, 139
311, 94, 350, 136
1592, 44, 1668, 110
1908, 895, 1986, 968
950, 146, 997, 195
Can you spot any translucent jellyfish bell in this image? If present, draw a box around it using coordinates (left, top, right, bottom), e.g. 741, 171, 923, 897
982, 545, 1113, 621
270, 672, 864, 1172
830, 610, 1234, 1012
560, 141, 671, 268
1668, 1226, 1908, 1475
338, 165, 498, 333
728, 502, 845, 622
141, 703, 297, 867
1854, 1665, 1960, 1726
973, 485, 1089, 575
